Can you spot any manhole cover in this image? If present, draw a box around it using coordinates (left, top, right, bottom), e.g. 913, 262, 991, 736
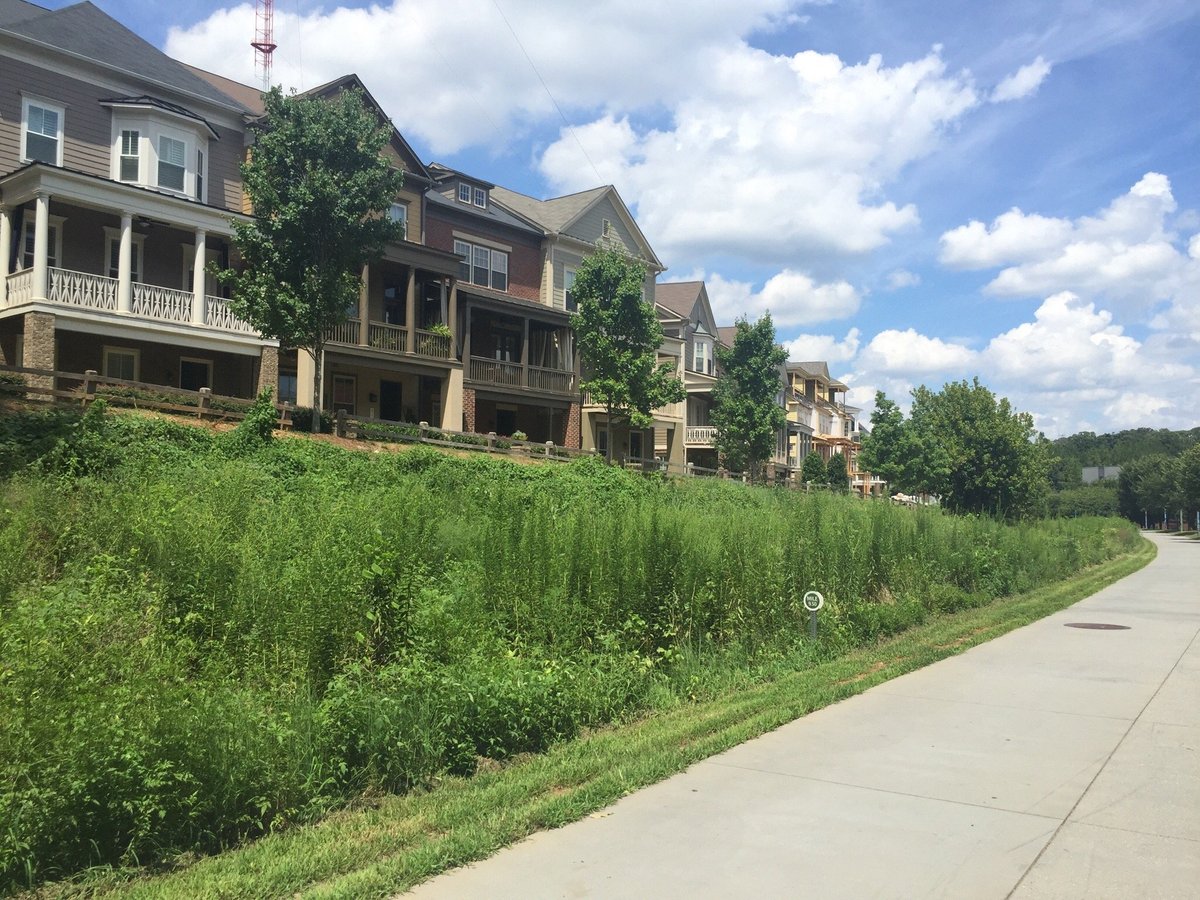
1064, 623, 1131, 630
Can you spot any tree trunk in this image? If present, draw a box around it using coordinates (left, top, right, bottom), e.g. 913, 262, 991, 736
606, 402, 614, 465
311, 341, 323, 434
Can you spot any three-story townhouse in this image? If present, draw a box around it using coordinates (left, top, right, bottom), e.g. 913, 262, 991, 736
424, 165, 578, 443
0, 0, 274, 397
656, 281, 720, 469
488, 183, 665, 459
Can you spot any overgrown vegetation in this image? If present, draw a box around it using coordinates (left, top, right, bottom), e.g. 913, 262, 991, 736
0, 405, 1142, 892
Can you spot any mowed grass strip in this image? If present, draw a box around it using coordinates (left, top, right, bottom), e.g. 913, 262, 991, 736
54, 539, 1152, 900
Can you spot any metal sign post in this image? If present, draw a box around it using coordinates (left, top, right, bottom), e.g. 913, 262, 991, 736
803, 590, 825, 640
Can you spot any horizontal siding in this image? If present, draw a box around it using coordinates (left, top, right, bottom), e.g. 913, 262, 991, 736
568, 195, 642, 258
551, 247, 583, 310
210, 131, 243, 213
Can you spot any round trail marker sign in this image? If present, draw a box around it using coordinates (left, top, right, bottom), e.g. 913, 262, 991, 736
803, 590, 825, 612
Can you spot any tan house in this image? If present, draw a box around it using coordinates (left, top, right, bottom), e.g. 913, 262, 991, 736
488, 183, 665, 458
785, 361, 882, 493
656, 281, 720, 469
0, 0, 273, 395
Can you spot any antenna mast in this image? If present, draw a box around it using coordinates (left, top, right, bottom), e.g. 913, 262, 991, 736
251, 0, 277, 92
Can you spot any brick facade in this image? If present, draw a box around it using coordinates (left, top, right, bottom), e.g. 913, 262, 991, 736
462, 387, 476, 433
424, 212, 543, 303
565, 401, 581, 449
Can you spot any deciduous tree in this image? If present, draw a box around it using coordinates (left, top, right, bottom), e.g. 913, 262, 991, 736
573, 249, 685, 462
801, 451, 826, 486
711, 315, 786, 479
218, 86, 404, 429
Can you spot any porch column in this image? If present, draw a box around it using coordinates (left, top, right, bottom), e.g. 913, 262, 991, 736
191, 228, 206, 325
117, 212, 133, 313
521, 317, 530, 387
462, 303, 472, 368
447, 276, 458, 357
405, 267, 416, 354
358, 263, 369, 347
0, 206, 10, 305
32, 192, 49, 301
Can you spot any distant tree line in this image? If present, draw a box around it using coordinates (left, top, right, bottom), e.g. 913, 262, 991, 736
1117, 445, 1200, 528
1050, 426, 1200, 486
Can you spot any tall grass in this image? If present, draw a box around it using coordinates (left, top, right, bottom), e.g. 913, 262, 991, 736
0, 407, 1141, 890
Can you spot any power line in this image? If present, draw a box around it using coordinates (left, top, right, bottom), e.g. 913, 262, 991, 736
490, 0, 605, 185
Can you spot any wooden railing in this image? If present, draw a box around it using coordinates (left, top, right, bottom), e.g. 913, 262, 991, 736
327, 318, 361, 345
469, 356, 523, 387
204, 296, 257, 334
367, 321, 406, 352
527, 365, 575, 393
685, 425, 718, 446
414, 328, 451, 359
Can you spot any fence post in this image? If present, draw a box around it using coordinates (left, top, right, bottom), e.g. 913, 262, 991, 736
766, 461, 777, 484
419, 420, 429, 442
545, 440, 555, 458
686, 461, 695, 477
718, 467, 729, 480
487, 431, 497, 451
198, 387, 211, 418
335, 408, 347, 438
82, 369, 98, 406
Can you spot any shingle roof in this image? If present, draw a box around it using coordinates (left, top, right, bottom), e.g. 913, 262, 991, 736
99, 95, 218, 137
489, 184, 609, 233
0, 0, 44, 27
1, 2, 246, 112
655, 281, 703, 318
717, 326, 738, 348
184, 64, 265, 116
425, 188, 543, 236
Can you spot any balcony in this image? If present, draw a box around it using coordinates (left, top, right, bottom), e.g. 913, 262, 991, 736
3, 266, 258, 337
685, 425, 718, 447
326, 319, 453, 360
468, 356, 576, 394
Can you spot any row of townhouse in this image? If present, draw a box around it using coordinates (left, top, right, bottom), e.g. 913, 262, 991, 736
0, 0, 880, 490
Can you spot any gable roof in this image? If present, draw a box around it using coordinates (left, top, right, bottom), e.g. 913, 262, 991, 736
717, 326, 738, 348
655, 281, 703, 318
0, 2, 247, 113
489, 183, 663, 270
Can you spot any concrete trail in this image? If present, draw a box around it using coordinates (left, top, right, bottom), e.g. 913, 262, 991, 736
406, 533, 1200, 899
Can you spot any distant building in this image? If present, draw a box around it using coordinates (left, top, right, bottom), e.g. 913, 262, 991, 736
1082, 465, 1122, 484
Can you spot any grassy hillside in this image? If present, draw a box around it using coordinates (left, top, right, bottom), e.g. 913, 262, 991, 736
0, 401, 1143, 892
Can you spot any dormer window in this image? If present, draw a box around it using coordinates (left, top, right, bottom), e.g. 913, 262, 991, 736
473, 186, 487, 208
693, 338, 712, 375
458, 182, 472, 204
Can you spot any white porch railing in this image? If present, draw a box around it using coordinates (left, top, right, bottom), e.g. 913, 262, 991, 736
49, 267, 118, 311
132, 283, 192, 323
4, 270, 33, 307
204, 296, 257, 334
685, 425, 718, 446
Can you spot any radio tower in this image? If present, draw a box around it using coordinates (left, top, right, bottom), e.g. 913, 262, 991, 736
251, 0, 277, 91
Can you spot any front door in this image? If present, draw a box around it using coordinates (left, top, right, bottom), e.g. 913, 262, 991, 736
380, 379, 403, 422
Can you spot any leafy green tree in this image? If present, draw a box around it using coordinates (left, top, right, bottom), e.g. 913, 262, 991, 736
1118, 453, 1181, 523
218, 86, 404, 429
801, 451, 826, 486
826, 451, 849, 492
1180, 444, 1200, 523
858, 390, 950, 496
907, 378, 1051, 518
711, 315, 787, 479
1046, 482, 1119, 518
573, 249, 685, 462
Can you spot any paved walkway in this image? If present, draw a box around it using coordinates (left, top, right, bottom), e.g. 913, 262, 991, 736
408, 533, 1200, 899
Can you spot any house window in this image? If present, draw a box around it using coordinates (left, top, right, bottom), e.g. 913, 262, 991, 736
473, 186, 487, 208
456, 239, 509, 291
457, 182, 472, 204
390, 203, 408, 239
102, 346, 139, 382
331, 374, 356, 413
630, 430, 643, 460
564, 267, 577, 311
278, 371, 298, 405
157, 135, 186, 191
693, 339, 711, 375
19, 211, 63, 269
179, 357, 213, 392
597, 425, 608, 456
119, 130, 140, 181
22, 98, 64, 165
195, 149, 205, 201
104, 228, 144, 282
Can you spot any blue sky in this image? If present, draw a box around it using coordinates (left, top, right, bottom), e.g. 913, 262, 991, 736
68, 0, 1200, 436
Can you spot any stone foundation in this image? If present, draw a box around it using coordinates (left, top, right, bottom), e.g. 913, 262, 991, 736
24, 311, 55, 396
565, 401, 582, 449
462, 387, 476, 434
257, 346, 279, 397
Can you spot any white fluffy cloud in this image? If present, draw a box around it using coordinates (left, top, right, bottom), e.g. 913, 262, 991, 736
167, 0, 803, 153
885, 269, 921, 290
539, 47, 978, 266
857, 329, 976, 374
705, 270, 862, 327
938, 173, 1195, 315
784, 328, 861, 363
990, 56, 1052, 102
